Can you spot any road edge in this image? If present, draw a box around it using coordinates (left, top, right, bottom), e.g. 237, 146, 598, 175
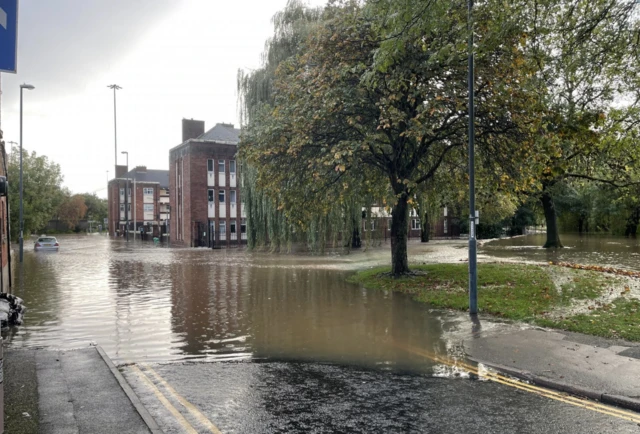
471, 358, 640, 413
94, 345, 165, 433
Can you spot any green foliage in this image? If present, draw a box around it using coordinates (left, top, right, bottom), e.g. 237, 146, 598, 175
240, 0, 540, 274
81, 193, 108, 224
8, 146, 64, 239
56, 194, 88, 230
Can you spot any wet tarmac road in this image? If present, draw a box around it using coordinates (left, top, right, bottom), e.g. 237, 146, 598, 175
124, 361, 640, 433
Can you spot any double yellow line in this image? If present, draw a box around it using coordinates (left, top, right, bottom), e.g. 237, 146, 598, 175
130, 364, 222, 434
394, 342, 640, 424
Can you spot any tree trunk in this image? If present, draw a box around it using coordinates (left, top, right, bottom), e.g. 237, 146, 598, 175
351, 227, 362, 248
541, 191, 563, 248
624, 207, 640, 238
390, 193, 410, 276
420, 211, 429, 242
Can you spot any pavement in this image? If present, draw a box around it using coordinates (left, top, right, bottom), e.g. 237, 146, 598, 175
464, 328, 640, 412
3, 329, 640, 433
3, 346, 161, 434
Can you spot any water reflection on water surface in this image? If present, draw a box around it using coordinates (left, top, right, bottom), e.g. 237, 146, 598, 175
6, 235, 470, 372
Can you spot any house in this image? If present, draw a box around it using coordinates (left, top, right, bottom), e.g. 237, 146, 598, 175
107, 166, 169, 238
169, 119, 246, 248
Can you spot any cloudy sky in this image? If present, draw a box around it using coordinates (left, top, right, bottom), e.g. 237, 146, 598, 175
0, 0, 325, 197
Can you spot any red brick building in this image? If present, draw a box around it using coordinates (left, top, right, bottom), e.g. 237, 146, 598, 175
107, 166, 169, 239
169, 120, 245, 247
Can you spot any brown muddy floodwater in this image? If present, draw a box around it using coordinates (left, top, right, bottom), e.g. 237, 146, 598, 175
481, 233, 640, 271
5, 235, 481, 373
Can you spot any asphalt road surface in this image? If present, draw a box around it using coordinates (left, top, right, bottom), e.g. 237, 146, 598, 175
123, 360, 640, 434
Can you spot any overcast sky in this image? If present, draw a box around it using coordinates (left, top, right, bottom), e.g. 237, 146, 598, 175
0, 0, 325, 197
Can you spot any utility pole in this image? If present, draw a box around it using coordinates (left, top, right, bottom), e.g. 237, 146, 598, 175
19, 84, 35, 263
121, 151, 129, 242
468, 0, 478, 315
108, 84, 122, 175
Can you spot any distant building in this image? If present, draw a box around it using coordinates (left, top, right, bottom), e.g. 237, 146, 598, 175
107, 166, 169, 238
169, 119, 245, 247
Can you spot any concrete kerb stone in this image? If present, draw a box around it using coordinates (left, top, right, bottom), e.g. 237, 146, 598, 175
469, 358, 640, 412
94, 346, 164, 434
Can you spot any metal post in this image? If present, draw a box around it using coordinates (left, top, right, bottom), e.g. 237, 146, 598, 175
19, 87, 23, 262
18, 84, 35, 262
108, 84, 122, 175
122, 152, 129, 242
468, 0, 478, 315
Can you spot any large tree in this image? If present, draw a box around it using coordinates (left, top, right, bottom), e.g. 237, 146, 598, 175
517, 0, 640, 247
241, 0, 538, 275
8, 146, 65, 239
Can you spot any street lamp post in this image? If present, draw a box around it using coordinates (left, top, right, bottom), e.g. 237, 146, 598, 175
468, 0, 478, 315
108, 84, 122, 175
121, 151, 129, 242
19, 84, 35, 263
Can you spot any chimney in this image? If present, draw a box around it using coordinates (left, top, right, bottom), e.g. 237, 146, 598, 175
221, 123, 235, 128
115, 165, 128, 178
134, 166, 147, 173
182, 119, 205, 142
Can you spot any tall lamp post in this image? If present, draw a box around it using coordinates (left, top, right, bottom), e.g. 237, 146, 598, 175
108, 84, 122, 175
19, 84, 35, 263
468, 0, 478, 315
121, 151, 129, 241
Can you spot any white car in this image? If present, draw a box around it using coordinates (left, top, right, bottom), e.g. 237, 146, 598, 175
34, 236, 60, 251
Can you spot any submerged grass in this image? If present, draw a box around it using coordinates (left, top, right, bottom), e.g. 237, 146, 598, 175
349, 263, 640, 341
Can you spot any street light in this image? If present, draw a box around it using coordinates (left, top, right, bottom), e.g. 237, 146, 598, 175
121, 151, 129, 242
468, 0, 478, 315
19, 83, 35, 263
108, 84, 122, 175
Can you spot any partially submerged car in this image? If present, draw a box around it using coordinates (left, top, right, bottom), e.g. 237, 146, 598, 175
34, 236, 59, 251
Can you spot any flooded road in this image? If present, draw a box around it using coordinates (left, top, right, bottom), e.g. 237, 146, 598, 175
6, 235, 475, 369
482, 233, 640, 271
8, 234, 640, 433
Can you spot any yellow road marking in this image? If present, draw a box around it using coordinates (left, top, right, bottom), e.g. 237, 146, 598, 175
140, 363, 223, 434
394, 342, 640, 424
130, 365, 199, 434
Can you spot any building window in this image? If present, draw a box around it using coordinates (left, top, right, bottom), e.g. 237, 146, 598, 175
241, 219, 246, 234
230, 190, 236, 204
219, 221, 226, 235
208, 189, 214, 202
412, 219, 421, 230
444, 218, 448, 234
144, 204, 154, 212
207, 159, 214, 172
230, 221, 236, 234
230, 160, 236, 174
218, 160, 225, 173
120, 204, 131, 212
143, 188, 153, 195
218, 190, 225, 203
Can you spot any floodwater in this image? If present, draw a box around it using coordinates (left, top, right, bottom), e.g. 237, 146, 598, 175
5, 235, 479, 371
481, 233, 640, 271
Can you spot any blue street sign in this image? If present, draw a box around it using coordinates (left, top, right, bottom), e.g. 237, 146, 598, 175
0, 0, 18, 73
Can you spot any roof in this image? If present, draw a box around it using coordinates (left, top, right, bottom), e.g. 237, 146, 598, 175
196, 123, 240, 144
122, 169, 169, 188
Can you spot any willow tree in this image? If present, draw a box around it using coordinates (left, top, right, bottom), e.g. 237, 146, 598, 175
241, 0, 540, 276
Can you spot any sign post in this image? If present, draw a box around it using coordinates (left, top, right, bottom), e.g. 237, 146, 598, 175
0, 0, 18, 73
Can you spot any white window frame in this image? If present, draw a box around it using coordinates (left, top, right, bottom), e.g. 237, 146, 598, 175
218, 190, 225, 203
230, 190, 237, 205
218, 160, 225, 173
207, 159, 214, 172
229, 160, 236, 174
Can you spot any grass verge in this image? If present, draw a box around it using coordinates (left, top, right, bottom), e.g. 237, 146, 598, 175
348, 263, 640, 341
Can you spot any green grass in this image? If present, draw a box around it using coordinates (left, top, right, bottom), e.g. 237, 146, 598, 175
349, 263, 640, 341
557, 269, 617, 304
349, 264, 558, 321
538, 298, 640, 341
